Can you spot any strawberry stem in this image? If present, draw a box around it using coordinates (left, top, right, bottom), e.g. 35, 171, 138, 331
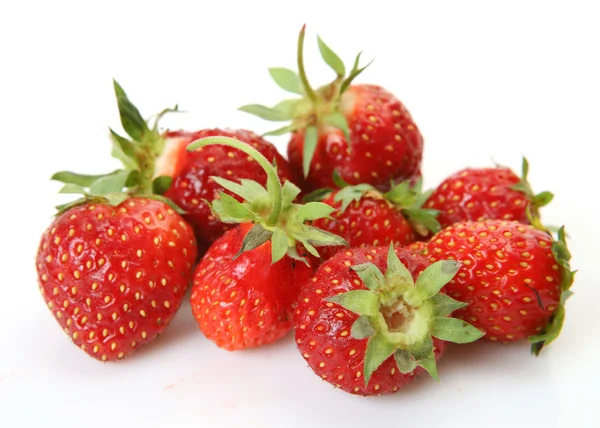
186, 136, 283, 226
297, 25, 318, 105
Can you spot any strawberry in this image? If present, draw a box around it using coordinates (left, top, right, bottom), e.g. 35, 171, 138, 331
188, 136, 346, 350
406, 241, 427, 254
425, 158, 553, 228
157, 128, 300, 246
295, 245, 483, 396
309, 179, 440, 260
425, 220, 574, 354
240, 25, 423, 192
36, 81, 198, 361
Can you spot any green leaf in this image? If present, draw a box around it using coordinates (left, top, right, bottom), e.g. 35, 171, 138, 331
211, 176, 268, 204
152, 176, 172, 195
55, 198, 88, 214
326, 290, 380, 317
322, 112, 350, 141
285, 246, 307, 264
268, 68, 304, 94
59, 183, 88, 195
332, 169, 351, 189
302, 188, 333, 203
351, 316, 376, 339
340, 55, 374, 94
410, 336, 439, 381
363, 332, 397, 386
302, 126, 318, 178
144, 195, 186, 214
110, 129, 139, 170
416, 353, 439, 382
238, 104, 293, 122
429, 294, 468, 317
394, 349, 417, 374
384, 181, 414, 206
271, 228, 289, 264
300, 226, 348, 247
103, 193, 130, 207
561, 289, 574, 305
234, 224, 273, 259
51, 170, 121, 187
410, 260, 459, 303
522, 156, 530, 181
402, 208, 442, 235
89, 170, 131, 195
510, 182, 530, 194
317, 36, 346, 76
113, 79, 149, 141
333, 184, 374, 213
529, 304, 566, 355
263, 124, 300, 137
351, 262, 386, 291
218, 193, 255, 221
296, 202, 335, 222
295, 236, 320, 258
534, 191, 554, 207
431, 317, 485, 344
273, 99, 302, 116
282, 180, 302, 207
385, 244, 414, 286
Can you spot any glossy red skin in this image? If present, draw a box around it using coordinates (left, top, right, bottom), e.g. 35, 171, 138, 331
161, 129, 300, 246
425, 167, 530, 228
35, 198, 198, 361
288, 85, 423, 192
295, 246, 445, 396
313, 192, 416, 261
191, 223, 315, 351
426, 220, 561, 342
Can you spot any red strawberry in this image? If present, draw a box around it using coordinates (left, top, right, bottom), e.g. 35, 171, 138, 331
36, 199, 197, 361
295, 245, 483, 396
406, 241, 427, 254
425, 158, 553, 228
191, 223, 314, 350
310, 179, 440, 260
37, 81, 198, 361
425, 220, 574, 354
240, 25, 423, 192
157, 128, 300, 246
188, 136, 346, 350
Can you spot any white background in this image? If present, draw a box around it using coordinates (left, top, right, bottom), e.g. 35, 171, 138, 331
1, 1, 599, 427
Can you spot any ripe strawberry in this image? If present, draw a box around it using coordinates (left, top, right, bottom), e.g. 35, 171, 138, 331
36, 199, 197, 361
37, 81, 198, 361
188, 136, 346, 350
309, 179, 440, 260
425, 158, 553, 228
425, 220, 574, 354
240, 25, 423, 191
295, 245, 483, 396
157, 128, 300, 246
191, 223, 314, 350
406, 241, 427, 254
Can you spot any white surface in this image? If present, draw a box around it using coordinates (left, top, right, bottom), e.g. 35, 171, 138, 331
1, 1, 599, 427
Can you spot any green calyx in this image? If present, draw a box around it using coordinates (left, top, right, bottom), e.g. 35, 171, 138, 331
186, 136, 347, 264
510, 157, 554, 222
239, 24, 372, 178
51, 80, 180, 213
327, 245, 484, 386
307, 173, 442, 236
528, 226, 575, 355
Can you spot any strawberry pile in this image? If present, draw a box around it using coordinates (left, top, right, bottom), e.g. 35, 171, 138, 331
35, 25, 574, 396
